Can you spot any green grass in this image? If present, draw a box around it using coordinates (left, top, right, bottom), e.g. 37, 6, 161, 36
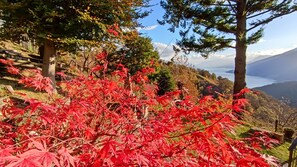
236, 124, 252, 134
234, 124, 291, 163
232, 124, 252, 139
0, 77, 50, 102
263, 142, 290, 163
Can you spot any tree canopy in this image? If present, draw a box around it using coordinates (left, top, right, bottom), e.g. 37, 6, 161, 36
159, 0, 297, 95
0, 0, 149, 45
0, 0, 150, 88
108, 33, 159, 75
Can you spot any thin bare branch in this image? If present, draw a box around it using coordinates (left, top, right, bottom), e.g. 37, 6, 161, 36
247, 10, 296, 32
227, 0, 237, 14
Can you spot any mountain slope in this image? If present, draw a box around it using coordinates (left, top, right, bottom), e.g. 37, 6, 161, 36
254, 81, 297, 107
247, 48, 297, 81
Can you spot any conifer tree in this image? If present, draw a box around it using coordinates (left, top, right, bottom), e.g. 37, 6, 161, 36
108, 33, 159, 75
160, 0, 297, 97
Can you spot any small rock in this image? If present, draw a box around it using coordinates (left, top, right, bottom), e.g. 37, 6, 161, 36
5, 85, 14, 94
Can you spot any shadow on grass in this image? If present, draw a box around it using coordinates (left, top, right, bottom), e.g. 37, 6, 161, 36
0, 77, 44, 95
238, 130, 253, 138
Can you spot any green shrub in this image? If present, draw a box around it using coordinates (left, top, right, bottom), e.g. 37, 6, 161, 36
283, 127, 295, 141
154, 67, 175, 96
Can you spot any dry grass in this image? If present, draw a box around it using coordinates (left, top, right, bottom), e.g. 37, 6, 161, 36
0, 40, 37, 57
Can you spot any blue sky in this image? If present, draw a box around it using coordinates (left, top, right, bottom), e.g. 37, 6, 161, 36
138, 1, 297, 69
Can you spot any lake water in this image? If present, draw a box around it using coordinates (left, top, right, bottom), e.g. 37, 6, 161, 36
206, 68, 276, 88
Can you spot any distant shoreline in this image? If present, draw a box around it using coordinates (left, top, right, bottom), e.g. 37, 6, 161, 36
205, 67, 276, 88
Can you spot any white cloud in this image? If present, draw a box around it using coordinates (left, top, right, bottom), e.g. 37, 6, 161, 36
249, 49, 287, 56
137, 25, 158, 31
153, 42, 233, 68
153, 42, 234, 68
247, 47, 295, 63
121, 25, 158, 32
190, 53, 234, 69
121, 27, 132, 32
153, 42, 176, 60
153, 42, 297, 69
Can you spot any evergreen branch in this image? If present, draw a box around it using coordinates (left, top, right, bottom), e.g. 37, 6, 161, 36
246, 28, 263, 45
208, 3, 234, 7
227, 0, 237, 14
247, 0, 291, 13
227, 45, 236, 49
247, 9, 273, 19
247, 0, 291, 19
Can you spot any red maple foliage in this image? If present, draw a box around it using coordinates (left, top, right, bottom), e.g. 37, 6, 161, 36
0, 56, 279, 166
107, 24, 119, 37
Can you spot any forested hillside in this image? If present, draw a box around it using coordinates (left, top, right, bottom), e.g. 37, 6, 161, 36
159, 61, 297, 131
255, 81, 297, 107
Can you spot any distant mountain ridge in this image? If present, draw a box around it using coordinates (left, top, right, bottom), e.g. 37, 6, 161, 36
247, 48, 297, 81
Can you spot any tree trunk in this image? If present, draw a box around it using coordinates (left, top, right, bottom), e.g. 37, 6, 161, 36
42, 39, 56, 89
233, 0, 247, 98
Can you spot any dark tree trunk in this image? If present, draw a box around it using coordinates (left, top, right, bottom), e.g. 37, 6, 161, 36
42, 39, 56, 89
234, 0, 247, 99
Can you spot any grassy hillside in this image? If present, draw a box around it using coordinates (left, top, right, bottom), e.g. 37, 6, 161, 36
245, 91, 297, 130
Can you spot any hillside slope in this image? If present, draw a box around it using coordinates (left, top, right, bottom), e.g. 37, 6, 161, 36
247, 48, 297, 81
245, 90, 297, 130
162, 62, 297, 130
255, 81, 297, 107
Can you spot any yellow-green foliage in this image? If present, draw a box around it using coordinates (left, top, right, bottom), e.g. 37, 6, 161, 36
263, 142, 291, 163
234, 124, 252, 139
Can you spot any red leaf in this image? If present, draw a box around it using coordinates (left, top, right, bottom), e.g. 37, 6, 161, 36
92, 159, 103, 167
108, 28, 118, 36
37, 152, 60, 167
0, 148, 13, 157
5, 157, 43, 167
84, 127, 95, 140
25, 99, 42, 114
18, 70, 53, 93
136, 154, 149, 166
96, 51, 108, 59
6, 66, 20, 75
235, 98, 248, 107
32, 140, 45, 151
56, 72, 67, 78
91, 65, 103, 72
0, 58, 14, 65
58, 147, 75, 167
79, 153, 92, 164
19, 149, 42, 158
200, 95, 213, 102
